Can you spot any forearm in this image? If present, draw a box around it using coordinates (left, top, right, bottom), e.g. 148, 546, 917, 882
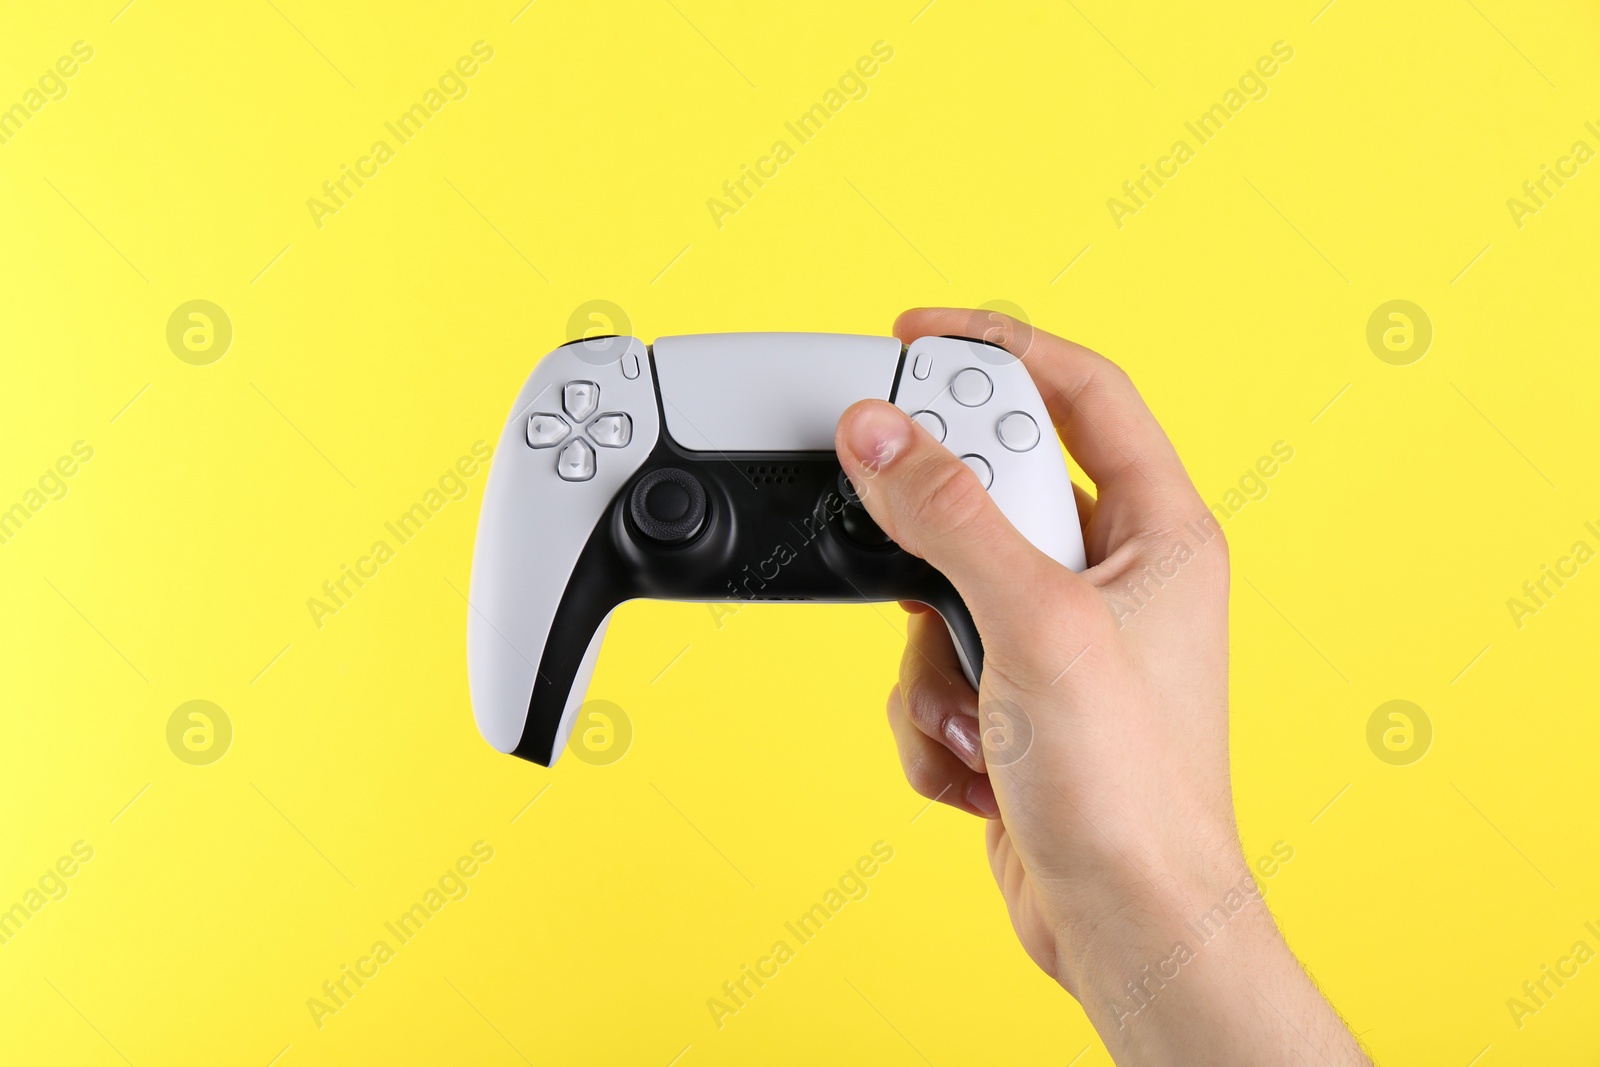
1063, 860, 1369, 1066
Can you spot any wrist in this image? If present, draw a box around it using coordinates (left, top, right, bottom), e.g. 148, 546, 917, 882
1050, 842, 1368, 1063
1056, 840, 1314, 1044
1050, 830, 1259, 998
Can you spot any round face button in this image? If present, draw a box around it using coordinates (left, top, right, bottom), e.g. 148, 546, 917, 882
910, 409, 946, 442
960, 453, 993, 489
997, 411, 1041, 452
951, 368, 993, 407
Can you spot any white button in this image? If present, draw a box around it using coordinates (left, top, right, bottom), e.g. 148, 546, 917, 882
526, 412, 570, 448
912, 352, 932, 380
564, 381, 599, 421
960, 454, 993, 489
997, 411, 1040, 452
557, 439, 596, 481
621, 354, 640, 380
588, 413, 632, 448
951, 368, 992, 407
910, 410, 946, 442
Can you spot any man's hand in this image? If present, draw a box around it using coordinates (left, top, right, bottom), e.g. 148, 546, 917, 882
834, 308, 1368, 1066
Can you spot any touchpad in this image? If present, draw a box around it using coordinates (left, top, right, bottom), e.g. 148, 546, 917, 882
652, 333, 903, 452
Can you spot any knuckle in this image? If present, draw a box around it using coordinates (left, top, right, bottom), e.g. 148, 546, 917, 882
900, 676, 953, 736
986, 311, 1024, 350
903, 748, 954, 801
907, 457, 990, 538
1095, 354, 1136, 391
1205, 525, 1231, 570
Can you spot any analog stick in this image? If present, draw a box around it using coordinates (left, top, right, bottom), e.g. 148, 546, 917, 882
836, 470, 893, 548
629, 468, 707, 544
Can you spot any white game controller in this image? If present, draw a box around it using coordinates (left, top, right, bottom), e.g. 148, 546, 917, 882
467, 333, 1086, 765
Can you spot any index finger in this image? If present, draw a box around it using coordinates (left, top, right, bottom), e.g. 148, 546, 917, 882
893, 307, 1201, 525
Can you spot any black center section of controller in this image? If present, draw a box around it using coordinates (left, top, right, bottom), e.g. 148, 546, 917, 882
836, 470, 893, 548
629, 467, 707, 544
517, 442, 984, 766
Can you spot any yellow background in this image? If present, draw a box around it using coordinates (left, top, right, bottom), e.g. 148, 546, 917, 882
2, 0, 1597, 1063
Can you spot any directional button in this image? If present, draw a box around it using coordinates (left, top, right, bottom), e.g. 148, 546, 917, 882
564, 381, 599, 421
526, 412, 570, 448
557, 439, 596, 481
588, 412, 632, 448
951, 368, 993, 407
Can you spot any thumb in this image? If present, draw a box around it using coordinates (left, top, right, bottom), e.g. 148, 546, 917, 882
835, 399, 1053, 626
